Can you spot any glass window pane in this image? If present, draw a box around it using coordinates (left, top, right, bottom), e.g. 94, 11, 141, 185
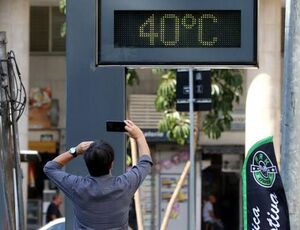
30, 7, 49, 52
52, 7, 66, 52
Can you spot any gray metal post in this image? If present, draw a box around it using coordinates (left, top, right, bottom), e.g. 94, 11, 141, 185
281, 0, 300, 228
0, 31, 13, 230
7, 51, 25, 230
0, 31, 25, 230
66, 1, 126, 228
188, 68, 195, 230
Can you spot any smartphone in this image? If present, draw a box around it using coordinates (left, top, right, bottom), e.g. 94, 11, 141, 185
106, 121, 126, 132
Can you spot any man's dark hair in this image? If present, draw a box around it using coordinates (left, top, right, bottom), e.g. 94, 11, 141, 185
84, 140, 115, 176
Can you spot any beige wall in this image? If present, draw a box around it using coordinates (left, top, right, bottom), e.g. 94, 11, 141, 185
126, 69, 161, 95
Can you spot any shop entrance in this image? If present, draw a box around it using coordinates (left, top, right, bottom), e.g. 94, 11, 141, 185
202, 150, 243, 230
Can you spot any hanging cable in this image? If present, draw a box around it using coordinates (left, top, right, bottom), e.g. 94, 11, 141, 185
5, 51, 27, 121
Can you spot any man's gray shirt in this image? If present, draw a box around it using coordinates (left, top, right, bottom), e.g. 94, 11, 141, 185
44, 155, 152, 230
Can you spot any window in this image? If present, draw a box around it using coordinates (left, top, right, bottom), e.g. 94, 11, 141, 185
30, 6, 66, 53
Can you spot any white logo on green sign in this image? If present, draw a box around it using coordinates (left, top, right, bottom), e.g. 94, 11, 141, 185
250, 151, 278, 188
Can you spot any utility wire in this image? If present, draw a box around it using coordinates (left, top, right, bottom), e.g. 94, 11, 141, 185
5, 51, 27, 121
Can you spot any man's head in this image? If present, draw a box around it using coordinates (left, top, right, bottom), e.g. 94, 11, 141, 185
208, 194, 217, 204
52, 193, 62, 206
84, 140, 114, 176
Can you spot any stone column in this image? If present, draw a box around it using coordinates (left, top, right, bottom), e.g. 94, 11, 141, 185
245, 0, 282, 160
0, 0, 30, 226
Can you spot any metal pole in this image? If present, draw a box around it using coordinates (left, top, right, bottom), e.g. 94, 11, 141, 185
0, 31, 14, 230
196, 144, 202, 230
281, 0, 300, 228
0, 31, 25, 230
130, 138, 144, 230
161, 161, 191, 230
7, 52, 25, 230
188, 68, 195, 230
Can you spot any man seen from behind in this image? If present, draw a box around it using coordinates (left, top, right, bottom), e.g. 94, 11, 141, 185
44, 120, 152, 229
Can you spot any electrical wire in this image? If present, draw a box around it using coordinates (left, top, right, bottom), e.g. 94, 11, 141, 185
5, 51, 27, 121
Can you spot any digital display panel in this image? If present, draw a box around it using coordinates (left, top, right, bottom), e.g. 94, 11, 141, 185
98, 0, 257, 67
114, 11, 241, 48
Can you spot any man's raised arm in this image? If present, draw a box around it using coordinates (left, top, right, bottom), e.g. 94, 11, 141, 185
124, 120, 151, 159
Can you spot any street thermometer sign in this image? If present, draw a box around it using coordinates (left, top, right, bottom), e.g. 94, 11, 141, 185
97, 0, 257, 67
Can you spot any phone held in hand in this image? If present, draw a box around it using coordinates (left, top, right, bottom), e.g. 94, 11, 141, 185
106, 121, 126, 132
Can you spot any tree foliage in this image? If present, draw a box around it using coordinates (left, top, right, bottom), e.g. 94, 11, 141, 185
126, 69, 140, 86
59, 0, 66, 37
154, 69, 243, 144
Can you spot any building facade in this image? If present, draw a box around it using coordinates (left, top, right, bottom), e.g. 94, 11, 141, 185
0, 0, 283, 229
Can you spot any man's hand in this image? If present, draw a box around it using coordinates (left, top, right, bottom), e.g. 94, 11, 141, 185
76, 141, 94, 155
124, 120, 144, 140
52, 141, 93, 166
125, 120, 150, 159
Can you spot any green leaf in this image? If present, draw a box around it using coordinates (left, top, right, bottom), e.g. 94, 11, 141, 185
59, 0, 66, 14
60, 22, 66, 38
155, 69, 243, 143
59, 0, 66, 37
126, 69, 139, 86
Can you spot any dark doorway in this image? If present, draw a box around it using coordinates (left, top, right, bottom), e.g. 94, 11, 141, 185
202, 154, 241, 230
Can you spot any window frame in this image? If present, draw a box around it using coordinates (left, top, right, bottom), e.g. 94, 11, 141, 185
30, 5, 66, 55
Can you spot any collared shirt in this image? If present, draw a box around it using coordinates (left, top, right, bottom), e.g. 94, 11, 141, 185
44, 155, 152, 230
46, 202, 62, 223
203, 201, 214, 222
